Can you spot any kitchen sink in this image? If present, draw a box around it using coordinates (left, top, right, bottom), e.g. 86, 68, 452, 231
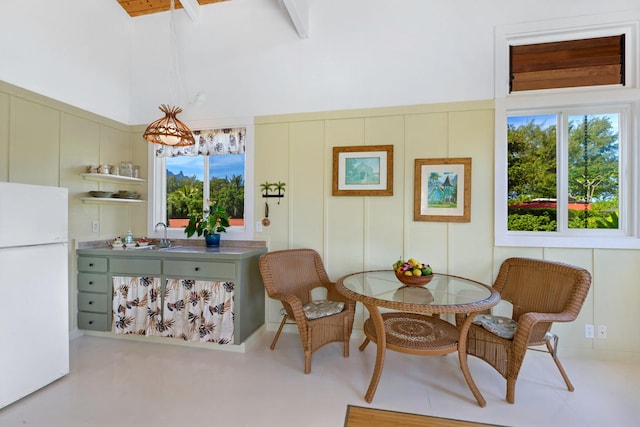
156, 245, 210, 253
157, 245, 224, 253
157, 245, 184, 251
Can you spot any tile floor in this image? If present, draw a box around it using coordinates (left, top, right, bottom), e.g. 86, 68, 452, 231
1, 332, 638, 427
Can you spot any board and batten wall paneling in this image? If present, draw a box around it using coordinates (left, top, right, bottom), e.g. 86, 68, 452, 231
405, 112, 450, 274
59, 112, 102, 334
255, 122, 290, 252
130, 131, 149, 236
289, 121, 325, 252
254, 100, 640, 359
447, 108, 494, 284
10, 97, 60, 186
254, 121, 291, 326
97, 125, 140, 239
99, 125, 130, 170
363, 115, 405, 271
593, 249, 640, 355
100, 202, 132, 242
0, 92, 9, 181
60, 113, 101, 240
325, 118, 366, 279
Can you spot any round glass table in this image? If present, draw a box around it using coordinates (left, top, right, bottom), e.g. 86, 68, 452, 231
336, 270, 500, 407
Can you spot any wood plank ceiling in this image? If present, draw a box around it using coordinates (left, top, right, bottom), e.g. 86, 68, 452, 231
117, 0, 227, 17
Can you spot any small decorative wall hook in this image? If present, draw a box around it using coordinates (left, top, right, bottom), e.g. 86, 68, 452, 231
260, 181, 286, 204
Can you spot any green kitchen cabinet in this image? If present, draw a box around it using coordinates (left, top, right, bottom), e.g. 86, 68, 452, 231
77, 256, 110, 331
76, 245, 266, 345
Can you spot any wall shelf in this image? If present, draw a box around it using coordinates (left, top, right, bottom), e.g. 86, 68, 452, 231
80, 197, 144, 204
81, 173, 145, 184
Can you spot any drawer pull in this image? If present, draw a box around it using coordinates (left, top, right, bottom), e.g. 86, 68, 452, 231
88, 321, 93, 325
89, 301, 93, 304
89, 281, 94, 285
195, 267, 200, 271
89, 263, 94, 267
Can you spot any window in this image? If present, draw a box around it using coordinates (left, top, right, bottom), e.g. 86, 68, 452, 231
495, 13, 640, 248
507, 109, 622, 233
149, 123, 255, 241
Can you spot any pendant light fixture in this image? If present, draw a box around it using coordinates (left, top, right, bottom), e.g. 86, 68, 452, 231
143, 0, 195, 146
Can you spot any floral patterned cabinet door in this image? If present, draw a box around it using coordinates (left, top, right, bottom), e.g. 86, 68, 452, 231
112, 276, 162, 336
162, 279, 235, 344
111, 276, 235, 344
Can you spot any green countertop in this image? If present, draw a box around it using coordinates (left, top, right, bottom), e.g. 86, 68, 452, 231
76, 239, 267, 261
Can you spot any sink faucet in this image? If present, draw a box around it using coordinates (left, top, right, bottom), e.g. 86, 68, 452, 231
154, 222, 171, 247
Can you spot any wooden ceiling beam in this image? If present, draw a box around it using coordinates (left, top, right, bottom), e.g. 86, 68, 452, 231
180, 0, 201, 23
117, 0, 226, 18
279, 0, 309, 39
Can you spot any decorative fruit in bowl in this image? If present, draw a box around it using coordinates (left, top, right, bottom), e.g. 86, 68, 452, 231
392, 257, 433, 286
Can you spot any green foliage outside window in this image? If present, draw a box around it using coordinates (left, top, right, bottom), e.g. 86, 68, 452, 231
166, 171, 243, 221
507, 120, 557, 202
210, 175, 244, 219
507, 114, 619, 230
507, 208, 557, 231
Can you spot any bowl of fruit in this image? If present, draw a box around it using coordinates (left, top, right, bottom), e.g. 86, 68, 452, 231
393, 257, 433, 286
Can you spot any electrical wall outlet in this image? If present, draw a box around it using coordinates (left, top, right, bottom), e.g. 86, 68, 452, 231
598, 325, 607, 339
256, 221, 263, 232
584, 324, 595, 339
91, 220, 99, 233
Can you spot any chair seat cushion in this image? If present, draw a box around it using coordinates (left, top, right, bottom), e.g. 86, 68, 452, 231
303, 300, 345, 320
473, 314, 518, 339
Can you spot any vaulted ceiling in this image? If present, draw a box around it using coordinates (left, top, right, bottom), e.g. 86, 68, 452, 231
117, 0, 309, 38
117, 0, 227, 17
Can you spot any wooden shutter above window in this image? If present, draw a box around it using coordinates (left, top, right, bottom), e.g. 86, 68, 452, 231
510, 35, 625, 92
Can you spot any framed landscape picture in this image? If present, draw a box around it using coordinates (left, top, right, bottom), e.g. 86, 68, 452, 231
332, 145, 393, 196
414, 157, 471, 222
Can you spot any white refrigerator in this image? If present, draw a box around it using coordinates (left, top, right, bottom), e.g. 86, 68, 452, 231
0, 182, 69, 409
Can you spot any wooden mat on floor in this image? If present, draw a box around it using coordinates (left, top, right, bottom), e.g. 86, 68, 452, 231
344, 405, 503, 427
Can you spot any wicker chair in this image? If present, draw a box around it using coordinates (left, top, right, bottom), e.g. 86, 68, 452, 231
258, 249, 356, 374
456, 257, 592, 403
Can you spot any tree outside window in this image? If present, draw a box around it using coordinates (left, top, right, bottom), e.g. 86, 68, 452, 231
507, 112, 619, 232
157, 128, 246, 230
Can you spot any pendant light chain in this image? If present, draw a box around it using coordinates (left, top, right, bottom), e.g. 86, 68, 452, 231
143, 0, 195, 147
169, 0, 177, 108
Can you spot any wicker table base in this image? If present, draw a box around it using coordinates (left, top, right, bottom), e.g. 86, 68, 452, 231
361, 312, 459, 355
359, 310, 485, 405
337, 271, 500, 406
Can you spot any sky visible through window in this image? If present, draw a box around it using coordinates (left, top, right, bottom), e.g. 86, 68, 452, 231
167, 154, 244, 181
507, 114, 555, 128
508, 114, 618, 134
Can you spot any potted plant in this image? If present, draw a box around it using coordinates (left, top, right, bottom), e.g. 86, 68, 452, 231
184, 201, 230, 247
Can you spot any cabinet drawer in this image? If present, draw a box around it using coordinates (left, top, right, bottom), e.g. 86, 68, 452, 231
164, 260, 235, 280
78, 292, 109, 313
78, 312, 109, 331
78, 273, 109, 293
78, 256, 108, 272
110, 258, 162, 275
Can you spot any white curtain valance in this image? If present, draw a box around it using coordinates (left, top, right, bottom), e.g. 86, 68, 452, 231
155, 127, 246, 158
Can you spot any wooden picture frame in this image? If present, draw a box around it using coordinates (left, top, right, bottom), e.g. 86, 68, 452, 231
332, 145, 393, 196
414, 157, 472, 222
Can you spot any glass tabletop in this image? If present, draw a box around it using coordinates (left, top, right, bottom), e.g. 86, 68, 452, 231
337, 270, 498, 313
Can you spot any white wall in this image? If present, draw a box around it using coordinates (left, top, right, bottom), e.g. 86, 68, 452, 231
129, 0, 639, 123
0, 0, 132, 123
1, 0, 637, 125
